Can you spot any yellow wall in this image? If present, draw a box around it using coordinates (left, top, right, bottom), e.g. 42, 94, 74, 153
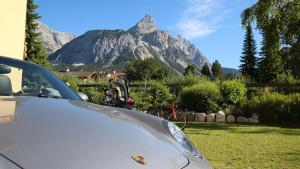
0, 0, 27, 59
0, 0, 27, 92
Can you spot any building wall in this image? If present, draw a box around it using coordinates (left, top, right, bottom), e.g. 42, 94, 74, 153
0, 0, 27, 59
0, 0, 27, 92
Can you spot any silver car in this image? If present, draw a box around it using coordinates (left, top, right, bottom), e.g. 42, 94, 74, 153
0, 56, 211, 169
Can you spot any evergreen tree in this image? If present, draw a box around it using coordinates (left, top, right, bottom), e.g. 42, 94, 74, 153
239, 25, 257, 80
25, 0, 50, 69
201, 63, 211, 78
184, 64, 197, 76
211, 60, 222, 79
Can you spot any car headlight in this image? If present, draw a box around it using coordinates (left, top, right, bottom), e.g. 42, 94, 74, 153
163, 120, 199, 156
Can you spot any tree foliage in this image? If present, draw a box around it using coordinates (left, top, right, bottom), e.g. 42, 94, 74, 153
125, 58, 169, 81
180, 82, 221, 113
25, 0, 50, 69
211, 60, 222, 79
184, 64, 197, 76
239, 25, 257, 80
241, 0, 300, 80
201, 63, 211, 78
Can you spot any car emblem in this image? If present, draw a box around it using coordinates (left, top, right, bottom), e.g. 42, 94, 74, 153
131, 155, 147, 165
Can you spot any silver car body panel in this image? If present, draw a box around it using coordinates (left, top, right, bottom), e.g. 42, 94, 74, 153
0, 96, 211, 169
0, 155, 21, 169
0, 96, 190, 169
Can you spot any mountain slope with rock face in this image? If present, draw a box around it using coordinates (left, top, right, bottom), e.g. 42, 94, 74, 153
49, 15, 209, 74
36, 21, 76, 54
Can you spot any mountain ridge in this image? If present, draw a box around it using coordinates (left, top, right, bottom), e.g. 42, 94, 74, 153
36, 21, 77, 54
42, 15, 209, 74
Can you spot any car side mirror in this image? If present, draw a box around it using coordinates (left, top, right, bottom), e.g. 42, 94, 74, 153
0, 65, 11, 74
77, 92, 89, 101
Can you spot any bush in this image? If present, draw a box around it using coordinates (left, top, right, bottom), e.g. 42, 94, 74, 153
130, 92, 151, 111
220, 80, 247, 105
168, 74, 209, 87
130, 81, 171, 111
149, 81, 172, 106
58, 75, 81, 91
241, 91, 300, 124
179, 82, 221, 113
80, 87, 105, 105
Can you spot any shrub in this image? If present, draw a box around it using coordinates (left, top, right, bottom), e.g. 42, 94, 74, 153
241, 91, 300, 124
130, 81, 171, 111
130, 92, 151, 111
220, 80, 247, 105
58, 75, 81, 91
168, 74, 209, 87
94, 78, 109, 86
80, 87, 105, 105
179, 82, 221, 112
149, 81, 172, 106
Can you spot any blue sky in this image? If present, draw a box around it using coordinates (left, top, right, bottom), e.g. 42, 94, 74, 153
36, 0, 260, 69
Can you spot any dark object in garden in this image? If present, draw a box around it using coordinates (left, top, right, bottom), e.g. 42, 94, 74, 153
104, 75, 134, 109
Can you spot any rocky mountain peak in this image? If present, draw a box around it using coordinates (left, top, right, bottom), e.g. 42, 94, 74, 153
36, 21, 76, 54
44, 16, 209, 74
128, 14, 158, 34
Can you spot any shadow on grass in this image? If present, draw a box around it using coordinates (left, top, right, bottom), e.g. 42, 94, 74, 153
185, 122, 300, 136
284, 150, 300, 158
237, 128, 300, 136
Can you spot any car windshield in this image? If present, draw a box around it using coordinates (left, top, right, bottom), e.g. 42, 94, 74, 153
0, 56, 80, 100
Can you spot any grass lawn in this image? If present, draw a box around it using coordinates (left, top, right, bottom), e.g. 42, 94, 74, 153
185, 122, 300, 169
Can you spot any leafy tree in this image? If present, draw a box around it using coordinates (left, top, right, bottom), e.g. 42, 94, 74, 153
279, 1, 300, 78
125, 58, 169, 82
241, 1, 281, 82
289, 43, 300, 78
184, 64, 197, 76
211, 60, 222, 79
258, 28, 283, 82
201, 63, 211, 78
24, 0, 50, 69
239, 25, 257, 80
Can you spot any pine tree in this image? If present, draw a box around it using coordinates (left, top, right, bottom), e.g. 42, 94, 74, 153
211, 60, 222, 79
25, 0, 50, 69
201, 63, 211, 78
239, 25, 257, 80
184, 64, 197, 76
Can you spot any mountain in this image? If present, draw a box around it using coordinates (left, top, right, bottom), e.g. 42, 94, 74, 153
48, 15, 209, 74
222, 67, 240, 75
36, 21, 76, 54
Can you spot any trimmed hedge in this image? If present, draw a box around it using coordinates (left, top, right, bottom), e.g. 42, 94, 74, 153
242, 92, 300, 124
179, 82, 221, 113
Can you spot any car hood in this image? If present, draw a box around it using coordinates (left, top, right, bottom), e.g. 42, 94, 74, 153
0, 96, 188, 169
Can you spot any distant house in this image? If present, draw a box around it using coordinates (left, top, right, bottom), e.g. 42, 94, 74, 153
58, 71, 99, 81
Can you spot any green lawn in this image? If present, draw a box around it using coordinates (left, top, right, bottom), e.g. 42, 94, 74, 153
185, 123, 300, 169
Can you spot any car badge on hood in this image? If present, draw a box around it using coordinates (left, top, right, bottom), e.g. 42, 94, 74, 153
131, 155, 147, 165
